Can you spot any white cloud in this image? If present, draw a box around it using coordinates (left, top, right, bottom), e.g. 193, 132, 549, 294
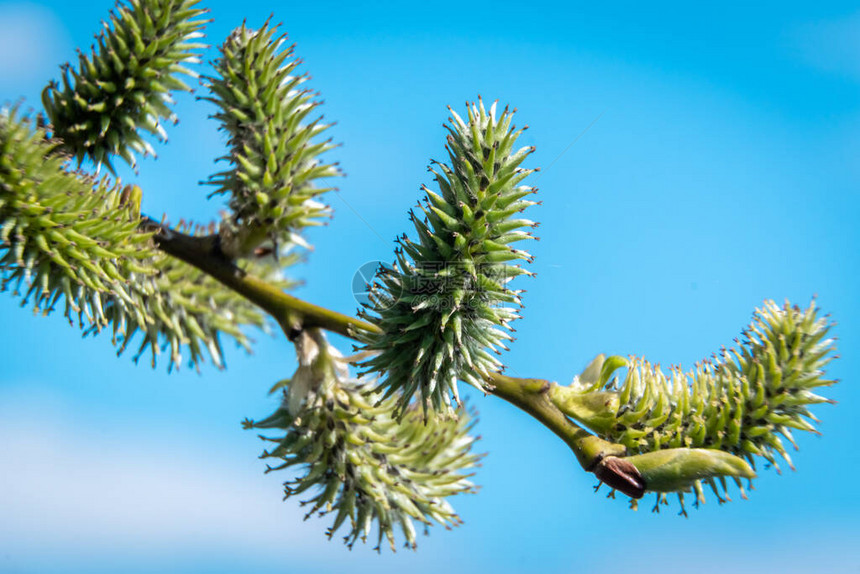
0, 3, 69, 85
792, 12, 860, 78
0, 390, 453, 574
0, 394, 332, 569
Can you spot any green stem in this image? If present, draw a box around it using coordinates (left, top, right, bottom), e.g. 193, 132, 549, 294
487, 372, 626, 470
141, 217, 370, 338
144, 218, 638, 492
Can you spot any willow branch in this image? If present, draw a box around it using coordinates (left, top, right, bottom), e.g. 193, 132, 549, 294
140, 217, 370, 338
142, 217, 641, 495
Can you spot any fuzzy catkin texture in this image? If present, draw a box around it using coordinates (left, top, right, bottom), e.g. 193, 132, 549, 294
204, 21, 339, 259
105, 231, 279, 370
42, 0, 208, 172
0, 108, 271, 370
358, 98, 538, 416
559, 300, 836, 510
1, 107, 152, 323
246, 333, 481, 551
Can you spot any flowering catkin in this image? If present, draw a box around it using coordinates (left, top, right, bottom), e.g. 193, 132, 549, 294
204, 22, 339, 258
551, 299, 836, 510
42, 0, 207, 172
358, 98, 538, 415
246, 331, 481, 550
1, 108, 270, 369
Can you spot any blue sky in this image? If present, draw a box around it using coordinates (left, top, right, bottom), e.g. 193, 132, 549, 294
1, 1, 859, 572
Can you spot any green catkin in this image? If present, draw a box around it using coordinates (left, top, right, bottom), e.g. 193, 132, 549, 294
42, 0, 208, 172
204, 22, 339, 258
1, 106, 150, 316
99, 236, 292, 370
552, 299, 836, 513
1, 108, 277, 370
246, 331, 481, 551
358, 98, 538, 416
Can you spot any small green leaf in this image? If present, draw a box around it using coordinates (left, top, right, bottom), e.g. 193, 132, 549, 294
626, 448, 755, 493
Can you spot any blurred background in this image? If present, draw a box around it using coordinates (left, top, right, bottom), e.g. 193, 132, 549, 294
1, 1, 858, 572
